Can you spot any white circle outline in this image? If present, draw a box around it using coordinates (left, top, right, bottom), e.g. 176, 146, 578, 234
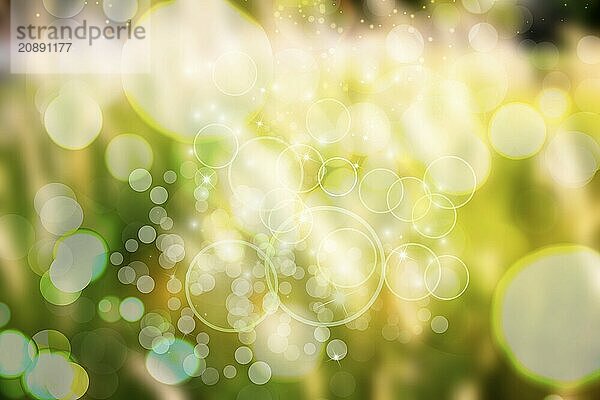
424, 254, 469, 301
359, 168, 403, 214
411, 193, 457, 239
193, 123, 239, 169
306, 98, 352, 144
317, 157, 358, 197
422, 155, 477, 209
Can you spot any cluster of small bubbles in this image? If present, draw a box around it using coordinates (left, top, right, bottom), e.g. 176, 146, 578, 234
186, 240, 279, 333
14, 0, 594, 394
117, 260, 147, 287
250, 310, 325, 372
95, 0, 560, 390
138, 312, 176, 352
33, 190, 109, 306
156, 234, 186, 269
268, 206, 384, 327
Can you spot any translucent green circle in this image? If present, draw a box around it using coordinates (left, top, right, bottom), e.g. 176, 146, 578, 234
150, 186, 168, 205
22, 350, 72, 400
105, 134, 154, 181
50, 229, 108, 293
0, 330, 37, 378
119, 297, 145, 322
44, 91, 102, 150
248, 361, 271, 385
145, 339, 198, 385
32, 330, 71, 356
0, 214, 35, 261
40, 272, 81, 306
493, 245, 600, 388
129, 169, 153, 192
489, 103, 546, 159
0, 303, 10, 328
193, 124, 239, 169
98, 296, 121, 323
